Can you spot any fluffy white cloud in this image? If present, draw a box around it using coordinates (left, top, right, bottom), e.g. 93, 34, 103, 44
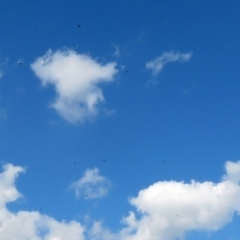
146, 51, 192, 76
31, 49, 118, 123
88, 160, 240, 240
69, 168, 111, 200
1, 161, 240, 240
0, 164, 24, 208
116, 160, 240, 240
0, 164, 85, 240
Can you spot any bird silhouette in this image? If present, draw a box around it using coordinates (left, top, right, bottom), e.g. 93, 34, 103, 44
77, 24, 81, 28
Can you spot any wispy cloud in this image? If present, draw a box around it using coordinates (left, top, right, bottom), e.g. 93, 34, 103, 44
69, 168, 111, 200
113, 45, 120, 57
31, 49, 118, 124
146, 51, 192, 76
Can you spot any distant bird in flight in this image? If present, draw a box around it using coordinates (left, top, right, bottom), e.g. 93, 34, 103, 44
18, 62, 22, 65
77, 24, 81, 28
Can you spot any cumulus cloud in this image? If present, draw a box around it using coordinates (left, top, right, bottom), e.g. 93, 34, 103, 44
146, 51, 192, 76
1, 160, 240, 240
0, 164, 85, 240
115, 160, 240, 240
69, 168, 111, 200
31, 49, 118, 124
88, 160, 240, 240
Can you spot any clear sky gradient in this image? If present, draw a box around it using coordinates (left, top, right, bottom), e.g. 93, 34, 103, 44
0, 1, 240, 239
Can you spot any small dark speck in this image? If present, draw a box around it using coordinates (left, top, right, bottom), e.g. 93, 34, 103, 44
74, 162, 76, 164
125, 70, 128, 73
18, 62, 22, 65
163, 160, 165, 163
77, 24, 81, 28
103, 159, 106, 161
159, 147, 161, 149
233, 125, 236, 128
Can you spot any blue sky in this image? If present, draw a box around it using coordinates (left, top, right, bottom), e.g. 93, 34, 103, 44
0, 0, 240, 239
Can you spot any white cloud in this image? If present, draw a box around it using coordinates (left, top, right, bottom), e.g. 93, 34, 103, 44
88, 221, 116, 240
116, 160, 240, 240
1, 161, 240, 240
0, 164, 25, 207
0, 164, 85, 240
69, 168, 111, 200
31, 49, 118, 124
146, 51, 192, 76
88, 160, 240, 240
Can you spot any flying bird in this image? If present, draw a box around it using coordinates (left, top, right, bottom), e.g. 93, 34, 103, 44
77, 24, 81, 28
